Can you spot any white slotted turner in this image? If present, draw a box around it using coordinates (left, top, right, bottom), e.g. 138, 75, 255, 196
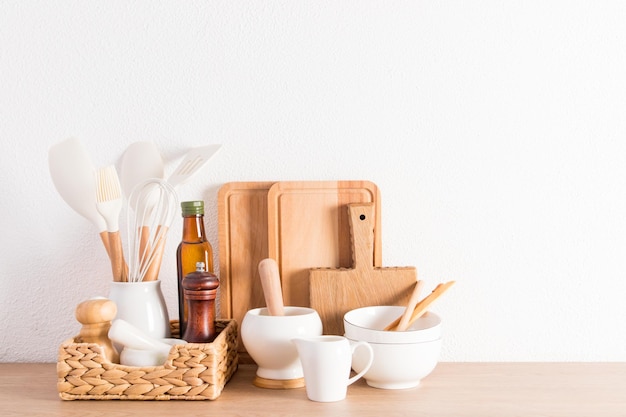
167, 144, 222, 188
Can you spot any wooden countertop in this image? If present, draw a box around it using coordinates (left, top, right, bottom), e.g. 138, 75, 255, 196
1, 363, 625, 416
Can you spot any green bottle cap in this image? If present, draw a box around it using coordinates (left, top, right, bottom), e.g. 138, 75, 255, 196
181, 201, 204, 216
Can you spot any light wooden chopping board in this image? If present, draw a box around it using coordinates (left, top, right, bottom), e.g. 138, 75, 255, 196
309, 203, 417, 336
267, 180, 382, 307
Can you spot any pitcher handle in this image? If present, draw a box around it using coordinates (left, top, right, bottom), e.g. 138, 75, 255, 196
347, 341, 373, 386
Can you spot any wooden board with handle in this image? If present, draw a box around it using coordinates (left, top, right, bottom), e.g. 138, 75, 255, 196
309, 203, 417, 336
267, 180, 382, 308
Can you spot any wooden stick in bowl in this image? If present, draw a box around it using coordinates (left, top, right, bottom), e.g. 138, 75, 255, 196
395, 280, 425, 331
384, 280, 455, 331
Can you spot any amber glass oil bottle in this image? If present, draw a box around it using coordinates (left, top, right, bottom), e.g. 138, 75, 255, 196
176, 200, 214, 337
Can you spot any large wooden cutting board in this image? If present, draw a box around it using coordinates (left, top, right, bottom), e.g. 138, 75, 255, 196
309, 203, 417, 336
267, 181, 382, 308
217, 181, 273, 360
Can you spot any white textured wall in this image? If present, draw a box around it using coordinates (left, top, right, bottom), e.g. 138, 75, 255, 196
2, 1, 626, 363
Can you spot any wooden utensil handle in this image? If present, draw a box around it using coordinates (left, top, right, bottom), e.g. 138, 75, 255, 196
143, 226, 168, 282
98, 231, 111, 259
109, 231, 128, 282
384, 280, 455, 331
406, 281, 455, 328
258, 258, 284, 316
138, 225, 151, 270
395, 280, 425, 331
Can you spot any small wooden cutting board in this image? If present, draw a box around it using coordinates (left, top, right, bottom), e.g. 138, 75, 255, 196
309, 203, 417, 336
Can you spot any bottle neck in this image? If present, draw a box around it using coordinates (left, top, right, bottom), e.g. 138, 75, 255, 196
181, 215, 207, 242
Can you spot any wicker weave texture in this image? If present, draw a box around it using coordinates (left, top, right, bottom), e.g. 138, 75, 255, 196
57, 319, 238, 400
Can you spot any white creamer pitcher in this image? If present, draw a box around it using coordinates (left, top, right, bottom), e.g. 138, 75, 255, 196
293, 335, 373, 402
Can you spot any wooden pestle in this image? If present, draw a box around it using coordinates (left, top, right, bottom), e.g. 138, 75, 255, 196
74, 298, 119, 364
258, 258, 285, 316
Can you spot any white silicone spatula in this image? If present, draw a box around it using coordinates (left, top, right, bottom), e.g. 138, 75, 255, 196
48, 137, 109, 255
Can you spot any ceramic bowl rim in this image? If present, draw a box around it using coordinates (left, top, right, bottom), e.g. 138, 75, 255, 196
343, 306, 441, 344
245, 306, 319, 317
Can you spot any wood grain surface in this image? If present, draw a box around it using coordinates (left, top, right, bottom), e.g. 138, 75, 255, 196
218, 181, 274, 357
3, 363, 625, 417
267, 180, 382, 307
310, 203, 417, 335
218, 181, 383, 357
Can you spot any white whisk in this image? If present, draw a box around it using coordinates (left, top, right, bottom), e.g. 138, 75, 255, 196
126, 179, 178, 282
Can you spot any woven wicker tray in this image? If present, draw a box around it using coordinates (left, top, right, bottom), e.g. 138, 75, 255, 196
57, 319, 238, 400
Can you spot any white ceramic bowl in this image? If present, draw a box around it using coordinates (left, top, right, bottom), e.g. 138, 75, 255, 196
344, 306, 442, 389
344, 305, 441, 343
347, 337, 441, 390
241, 307, 322, 380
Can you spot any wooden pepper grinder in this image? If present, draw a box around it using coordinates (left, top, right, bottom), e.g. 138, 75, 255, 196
74, 298, 119, 364
182, 262, 220, 343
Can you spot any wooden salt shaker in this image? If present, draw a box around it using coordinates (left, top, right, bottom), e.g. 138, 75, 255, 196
182, 262, 220, 343
74, 298, 119, 363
